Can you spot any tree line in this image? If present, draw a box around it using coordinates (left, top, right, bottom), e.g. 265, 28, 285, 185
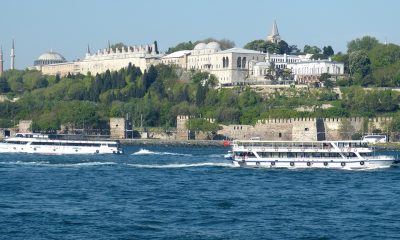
0, 35, 400, 132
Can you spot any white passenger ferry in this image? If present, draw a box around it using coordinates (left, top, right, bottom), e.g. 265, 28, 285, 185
0, 133, 123, 155
224, 140, 397, 169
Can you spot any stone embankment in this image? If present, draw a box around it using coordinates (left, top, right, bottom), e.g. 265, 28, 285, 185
119, 139, 225, 147
374, 142, 400, 151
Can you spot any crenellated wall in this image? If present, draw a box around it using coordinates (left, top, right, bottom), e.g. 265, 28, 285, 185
175, 115, 393, 141
324, 117, 392, 140
219, 118, 317, 141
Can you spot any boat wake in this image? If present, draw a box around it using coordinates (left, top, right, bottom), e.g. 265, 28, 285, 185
131, 148, 192, 157
126, 162, 234, 169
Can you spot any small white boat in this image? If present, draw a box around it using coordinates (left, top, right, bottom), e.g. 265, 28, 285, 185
0, 133, 123, 155
224, 140, 397, 169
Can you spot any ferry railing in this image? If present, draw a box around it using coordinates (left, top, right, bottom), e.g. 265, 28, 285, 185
239, 144, 369, 152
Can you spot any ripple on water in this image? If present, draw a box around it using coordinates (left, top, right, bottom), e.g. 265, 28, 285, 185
0, 146, 400, 239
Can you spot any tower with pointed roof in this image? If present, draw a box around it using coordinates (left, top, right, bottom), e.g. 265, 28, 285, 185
267, 20, 281, 44
86, 44, 91, 57
0, 45, 3, 76
10, 39, 15, 70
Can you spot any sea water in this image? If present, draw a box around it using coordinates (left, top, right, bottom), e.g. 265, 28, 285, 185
1, 146, 400, 239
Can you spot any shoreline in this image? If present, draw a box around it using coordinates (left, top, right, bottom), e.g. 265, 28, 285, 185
373, 142, 400, 151
119, 139, 226, 147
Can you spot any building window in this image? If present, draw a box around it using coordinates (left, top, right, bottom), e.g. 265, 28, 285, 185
279, 133, 282, 138
242, 57, 246, 68
237, 57, 242, 68
305, 128, 309, 131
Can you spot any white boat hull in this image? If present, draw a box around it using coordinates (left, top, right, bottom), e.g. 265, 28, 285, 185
230, 158, 396, 169
0, 144, 121, 155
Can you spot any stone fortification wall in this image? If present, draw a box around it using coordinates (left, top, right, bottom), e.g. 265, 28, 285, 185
324, 117, 392, 140
219, 124, 255, 140
175, 115, 393, 141
323, 118, 341, 140
219, 118, 317, 141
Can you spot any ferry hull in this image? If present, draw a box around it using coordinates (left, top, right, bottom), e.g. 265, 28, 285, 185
0, 144, 122, 155
230, 159, 396, 169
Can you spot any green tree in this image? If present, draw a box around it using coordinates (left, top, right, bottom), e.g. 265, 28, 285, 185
369, 43, 400, 68
278, 40, 290, 54
348, 50, 371, 79
186, 118, 222, 133
319, 73, 334, 88
303, 45, 321, 55
166, 41, 195, 54
110, 42, 128, 51
347, 36, 379, 53
0, 77, 10, 93
197, 38, 235, 50
323, 46, 334, 56
244, 40, 267, 51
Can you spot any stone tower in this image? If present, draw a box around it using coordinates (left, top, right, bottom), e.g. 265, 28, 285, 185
176, 115, 189, 140
0, 45, 3, 76
267, 20, 281, 44
10, 39, 15, 70
110, 117, 126, 139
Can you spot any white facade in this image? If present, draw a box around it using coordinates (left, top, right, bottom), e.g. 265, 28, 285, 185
267, 52, 313, 69
161, 50, 191, 69
38, 43, 163, 76
78, 44, 162, 75
187, 42, 266, 85
287, 60, 344, 83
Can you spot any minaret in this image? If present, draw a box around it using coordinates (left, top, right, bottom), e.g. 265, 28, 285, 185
10, 39, 15, 70
0, 45, 3, 76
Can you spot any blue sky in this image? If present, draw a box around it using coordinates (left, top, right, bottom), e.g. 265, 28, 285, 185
1, 0, 399, 69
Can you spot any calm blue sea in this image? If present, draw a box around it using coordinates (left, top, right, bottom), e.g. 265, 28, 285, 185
1, 146, 400, 240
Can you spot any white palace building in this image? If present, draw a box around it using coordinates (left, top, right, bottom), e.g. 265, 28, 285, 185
31, 42, 162, 76
31, 21, 344, 86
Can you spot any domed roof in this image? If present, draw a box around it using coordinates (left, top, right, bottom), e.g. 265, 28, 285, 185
194, 43, 206, 50
37, 51, 66, 61
205, 41, 221, 50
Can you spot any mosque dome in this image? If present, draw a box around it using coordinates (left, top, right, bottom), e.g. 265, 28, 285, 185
205, 42, 221, 51
34, 51, 67, 66
193, 43, 207, 50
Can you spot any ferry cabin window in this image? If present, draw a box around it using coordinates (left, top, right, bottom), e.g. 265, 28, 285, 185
30, 142, 101, 147
257, 152, 273, 158
256, 152, 343, 158
235, 152, 256, 158
343, 152, 357, 157
108, 144, 118, 147
6, 141, 28, 144
360, 152, 372, 157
